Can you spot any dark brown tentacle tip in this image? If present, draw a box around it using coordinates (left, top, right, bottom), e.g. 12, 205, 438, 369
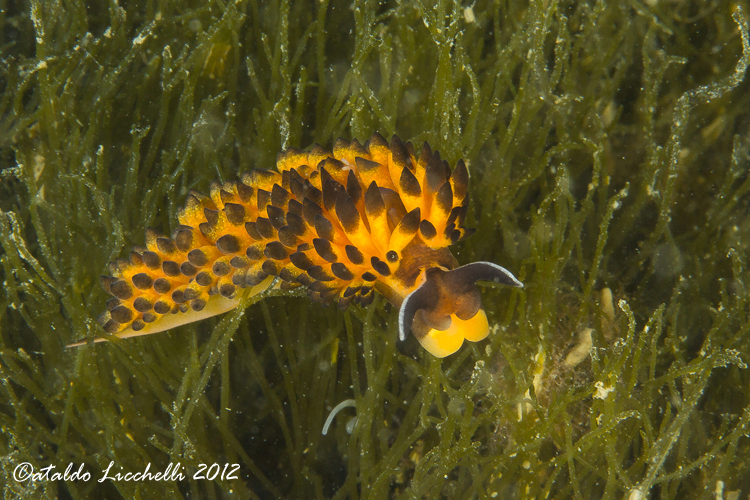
448, 261, 524, 289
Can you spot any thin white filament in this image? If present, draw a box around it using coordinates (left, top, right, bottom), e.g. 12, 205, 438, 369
322, 399, 357, 435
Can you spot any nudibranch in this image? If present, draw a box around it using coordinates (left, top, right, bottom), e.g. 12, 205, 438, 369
83, 133, 522, 357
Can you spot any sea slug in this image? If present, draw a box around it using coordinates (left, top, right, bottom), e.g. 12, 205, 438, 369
84, 133, 522, 357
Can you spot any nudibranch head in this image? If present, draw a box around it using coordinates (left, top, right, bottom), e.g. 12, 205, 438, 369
86, 132, 522, 358
398, 262, 523, 358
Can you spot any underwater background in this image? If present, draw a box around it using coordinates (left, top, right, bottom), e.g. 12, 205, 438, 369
2, 0, 750, 498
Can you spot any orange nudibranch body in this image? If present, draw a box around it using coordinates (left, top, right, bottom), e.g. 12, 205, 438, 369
85, 133, 522, 357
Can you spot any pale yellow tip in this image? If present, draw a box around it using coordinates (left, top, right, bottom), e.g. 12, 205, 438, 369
417, 309, 490, 358
69, 277, 275, 347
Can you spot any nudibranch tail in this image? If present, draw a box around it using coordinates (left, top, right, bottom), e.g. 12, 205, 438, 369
70, 277, 275, 347
82, 133, 521, 357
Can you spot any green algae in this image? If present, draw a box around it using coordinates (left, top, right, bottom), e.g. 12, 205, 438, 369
2, 0, 750, 498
